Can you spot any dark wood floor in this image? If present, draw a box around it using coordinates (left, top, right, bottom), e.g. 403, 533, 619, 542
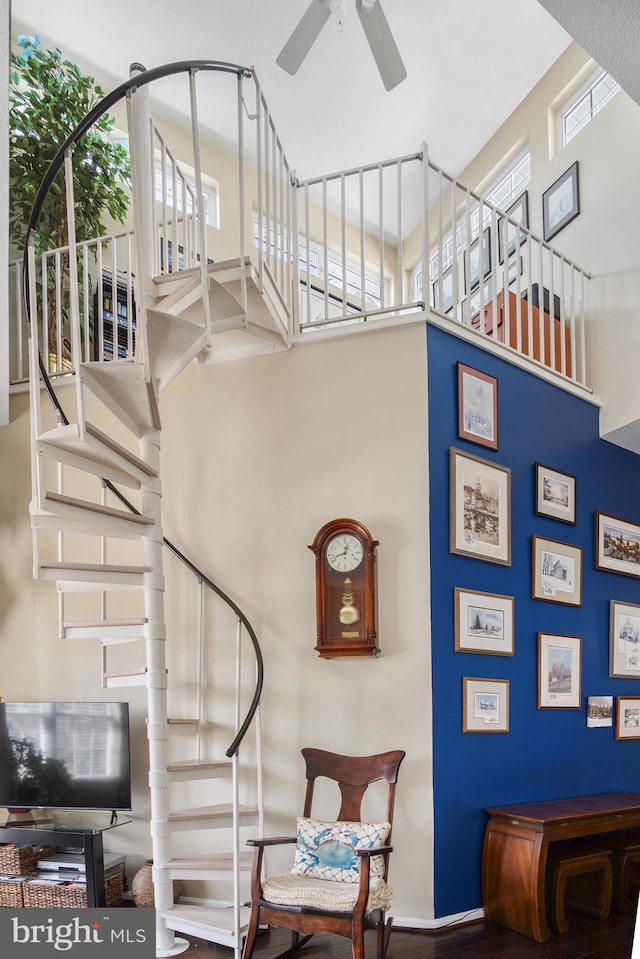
179, 909, 636, 959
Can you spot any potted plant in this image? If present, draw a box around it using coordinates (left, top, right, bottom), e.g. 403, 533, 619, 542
9, 35, 131, 368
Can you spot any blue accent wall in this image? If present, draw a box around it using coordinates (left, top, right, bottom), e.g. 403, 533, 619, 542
427, 324, 640, 918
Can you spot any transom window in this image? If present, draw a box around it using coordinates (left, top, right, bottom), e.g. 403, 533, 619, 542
561, 68, 620, 146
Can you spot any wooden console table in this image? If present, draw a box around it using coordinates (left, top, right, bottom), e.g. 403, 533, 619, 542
471, 289, 572, 377
482, 792, 640, 942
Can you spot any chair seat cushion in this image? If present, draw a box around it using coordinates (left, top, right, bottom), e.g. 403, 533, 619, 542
292, 817, 391, 882
262, 873, 393, 913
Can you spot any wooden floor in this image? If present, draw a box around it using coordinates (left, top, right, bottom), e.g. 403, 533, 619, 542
179, 909, 636, 959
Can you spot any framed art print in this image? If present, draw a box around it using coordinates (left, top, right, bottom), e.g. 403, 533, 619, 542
610, 600, 640, 678
537, 632, 581, 709
535, 463, 576, 524
450, 448, 511, 566
531, 535, 582, 606
596, 512, 640, 579
615, 697, 640, 740
465, 227, 491, 292
543, 161, 580, 242
457, 363, 498, 450
463, 677, 509, 732
454, 588, 514, 655
498, 191, 529, 264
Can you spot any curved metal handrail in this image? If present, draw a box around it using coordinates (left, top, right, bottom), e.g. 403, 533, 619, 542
22, 59, 263, 758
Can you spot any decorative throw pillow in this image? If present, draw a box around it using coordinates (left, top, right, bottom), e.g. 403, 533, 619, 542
291, 817, 391, 883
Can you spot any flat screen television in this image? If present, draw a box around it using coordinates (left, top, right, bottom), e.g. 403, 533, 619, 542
0, 702, 131, 812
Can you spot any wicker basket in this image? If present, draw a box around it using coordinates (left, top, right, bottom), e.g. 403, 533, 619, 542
0, 875, 33, 908
0, 844, 57, 876
23, 872, 124, 908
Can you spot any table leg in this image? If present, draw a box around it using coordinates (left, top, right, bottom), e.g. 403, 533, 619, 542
84, 832, 106, 907
482, 818, 550, 942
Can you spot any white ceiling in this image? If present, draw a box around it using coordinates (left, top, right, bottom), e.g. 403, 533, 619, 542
12, 0, 572, 182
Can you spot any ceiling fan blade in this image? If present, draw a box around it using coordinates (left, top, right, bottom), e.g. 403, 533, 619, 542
356, 0, 407, 91
277, 0, 332, 76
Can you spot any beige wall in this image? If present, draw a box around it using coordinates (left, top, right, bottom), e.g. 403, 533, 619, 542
0, 322, 434, 920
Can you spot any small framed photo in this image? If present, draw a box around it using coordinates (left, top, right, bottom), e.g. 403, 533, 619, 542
535, 463, 576, 524
465, 227, 491, 293
454, 588, 514, 655
615, 697, 640, 740
537, 632, 581, 709
543, 161, 580, 242
531, 535, 582, 606
587, 696, 613, 728
596, 512, 640, 579
450, 448, 511, 566
609, 600, 640, 678
463, 677, 509, 732
498, 191, 529, 264
432, 265, 454, 314
457, 363, 498, 450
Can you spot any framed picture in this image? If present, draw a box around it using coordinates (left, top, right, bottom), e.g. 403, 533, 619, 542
465, 227, 491, 292
507, 256, 523, 285
432, 265, 454, 314
587, 696, 613, 728
457, 363, 498, 450
543, 161, 580, 242
537, 632, 581, 709
609, 600, 640, 678
467, 275, 493, 320
534, 463, 576, 524
454, 588, 514, 655
595, 512, 640, 579
531, 535, 582, 606
463, 677, 509, 732
615, 697, 640, 740
498, 191, 529, 264
450, 448, 511, 566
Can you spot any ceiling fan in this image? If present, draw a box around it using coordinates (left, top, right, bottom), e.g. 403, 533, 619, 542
276, 0, 407, 91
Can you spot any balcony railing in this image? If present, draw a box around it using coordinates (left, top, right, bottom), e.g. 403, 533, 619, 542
9, 65, 591, 392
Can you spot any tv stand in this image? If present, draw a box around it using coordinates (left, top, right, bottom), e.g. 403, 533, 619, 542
0, 812, 131, 907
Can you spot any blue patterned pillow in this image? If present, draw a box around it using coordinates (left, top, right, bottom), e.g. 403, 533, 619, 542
291, 817, 391, 883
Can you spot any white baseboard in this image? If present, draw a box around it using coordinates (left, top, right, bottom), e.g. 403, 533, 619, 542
175, 897, 485, 933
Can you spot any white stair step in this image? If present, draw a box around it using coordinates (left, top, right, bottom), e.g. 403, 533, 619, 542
146, 308, 209, 391
180, 276, 246, 330
36, 422, 159, 490
79, 361, 161, 438
32, 492, 155, 539
38, 561, 149, 588
166, 803, 258, 831
166, 758, 233, 782
153, 271, 203, 315
102, 666, 150, 688
62, 617, 147, 641
157, 904, 250, 948
158, 852, 253, 881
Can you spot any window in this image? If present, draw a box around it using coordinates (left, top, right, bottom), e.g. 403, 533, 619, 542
561, 68, 620, 146
412, 149, 531, 299
154, 166, 218, 228
254, 216, 383, 315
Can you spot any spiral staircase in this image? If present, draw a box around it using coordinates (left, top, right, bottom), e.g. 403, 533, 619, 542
24, 61, 289, 957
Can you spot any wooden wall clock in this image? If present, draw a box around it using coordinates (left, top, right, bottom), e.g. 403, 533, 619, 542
308, 518, 379, 658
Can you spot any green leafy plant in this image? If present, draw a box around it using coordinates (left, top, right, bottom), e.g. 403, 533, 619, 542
9, 35, 131, 363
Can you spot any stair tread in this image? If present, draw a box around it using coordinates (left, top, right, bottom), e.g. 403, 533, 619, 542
44, 492, 154, 525
79, 362, 161, 436
85, 422, 157, 476
64, 617, 147, 628
167, 718, 199, 725
159, 852, 253, 870
103, 667, 148, 678
41, 561, 149, 574
167, 803, 257, 822
37, 423, 151, 489
167, 759, 232, 772
158, 903, 250, 937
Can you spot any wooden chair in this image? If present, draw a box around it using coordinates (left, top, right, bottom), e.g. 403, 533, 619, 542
242, 747, 405, 959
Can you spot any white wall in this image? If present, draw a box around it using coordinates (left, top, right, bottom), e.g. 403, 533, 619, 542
0, 322, 434, 920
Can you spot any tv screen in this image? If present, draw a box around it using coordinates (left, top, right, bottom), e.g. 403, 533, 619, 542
0, 702, 131, 811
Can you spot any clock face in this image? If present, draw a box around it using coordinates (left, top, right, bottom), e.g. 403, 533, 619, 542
326, 534, 364, 573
